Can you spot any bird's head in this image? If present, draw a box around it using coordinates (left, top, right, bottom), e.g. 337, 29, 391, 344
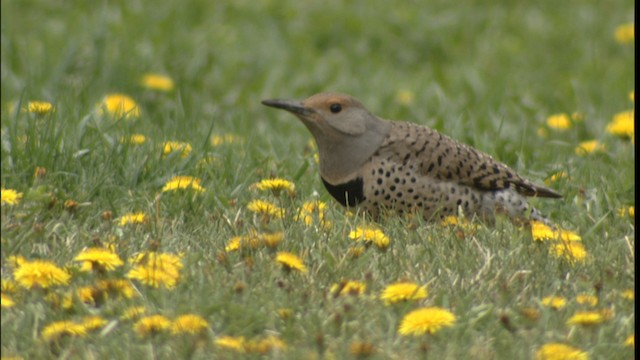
262, 92, 379, 138
262, 92, 391, 183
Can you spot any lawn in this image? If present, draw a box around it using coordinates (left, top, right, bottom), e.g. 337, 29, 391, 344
0, 0, 634, 359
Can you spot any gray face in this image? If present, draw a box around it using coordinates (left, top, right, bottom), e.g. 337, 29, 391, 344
262, 93, 371, 139
262, 93, 392, 183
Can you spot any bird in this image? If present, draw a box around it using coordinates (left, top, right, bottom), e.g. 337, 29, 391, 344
262, 92, 562, 226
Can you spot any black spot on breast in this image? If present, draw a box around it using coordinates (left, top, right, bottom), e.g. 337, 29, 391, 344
321, 176, 365, 207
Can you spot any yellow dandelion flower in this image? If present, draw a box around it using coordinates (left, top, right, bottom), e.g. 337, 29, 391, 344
621, 289, 634, 300
275, 252, 307, 273
575, 294, 598, 307
225, 237, 243, 252
2, 279, 18, 293
616, 206, 634, 218
519, 307, 541, 321
615, 22, 634, 44
606, 110, 634, 139
244, 335, 286, 354
277, 308, 293, 320
380, 282, 428, 305
1, 188, 23, 206
536, 343, 588, 360
141, 73, 174, 91
349, 341, 376, 357
546, 113, 571, 130
247, 199, 284, 218
211, 133, 242, 146
44, 292, 74, 310
439, 215, 478, 232
261, 232, 284, 249
64, 199, 79, 211
127, 252, 182, 289
34, 166, 47, 179
6, 256, 26, 269
398, 307, 456, 336
252, 178, 295, 195
162, 175, 205, 192
348, 245, 367, 258
42, 321, 87, 342
74, 247, 123, 272
629, 91, 634, 102
241, 232, 263, 250
551, 241, 587, 263
81, 316, 108, 331
1, 293, 15, 308
296, 200, 330, 227
121, 306, 146, 321
575, 140, 605, 156
99, 93, 140, 119
172, 314, 208, 334
162, 141, 192, 158
224, 233, 265, 252
33, 166, 47, 180
625, 334, 634, 347
330, 281, 366, 297
27, 101, 54, 115
567, 311, 605, 327
77, 286, 101, 305
96, 279, 137, 299
13, 260, 71, 289
348, 226, 390, 249
440, 215, 461, 226
118, 212, 149, 226
131, 251, 183, 268
101, 210, 113, 221
599, 307, 614, 320
127, 263, 180, 289
133, 315, 172, 337
530, 222, 581, 242
541, 296, 567, 309
120, 134, 147, 145
395, 90, 415, 105
544, 171, 569, 185
216, 336, 246, 351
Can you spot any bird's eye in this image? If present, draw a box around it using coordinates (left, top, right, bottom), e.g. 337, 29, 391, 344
329, 103, 342, 113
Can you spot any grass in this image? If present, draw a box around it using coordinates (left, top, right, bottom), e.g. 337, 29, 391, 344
1, 0, 634, 359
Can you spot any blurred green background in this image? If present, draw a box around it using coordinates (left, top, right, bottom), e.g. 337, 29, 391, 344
1, 0, 634, 359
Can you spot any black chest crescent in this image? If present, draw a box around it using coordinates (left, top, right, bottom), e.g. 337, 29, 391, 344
321, 176, 365, 207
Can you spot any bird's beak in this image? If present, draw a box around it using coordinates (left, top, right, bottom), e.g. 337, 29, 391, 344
261, 99, 315, 116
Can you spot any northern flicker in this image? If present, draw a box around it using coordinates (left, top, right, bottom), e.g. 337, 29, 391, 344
262, 93, 562, 225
